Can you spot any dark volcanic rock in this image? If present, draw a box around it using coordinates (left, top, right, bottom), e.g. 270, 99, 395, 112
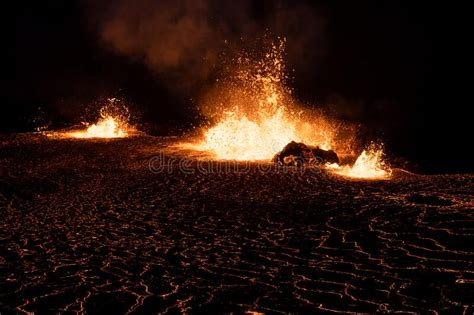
272, 141, 311, 166
311, 147, 340, 164
273, 141, 340, 166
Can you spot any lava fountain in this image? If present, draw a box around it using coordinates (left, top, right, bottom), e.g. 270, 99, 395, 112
327, 145, 392, 179
65, 99, 134, 139
183, 39, 392, 179
186, 39, 338, 161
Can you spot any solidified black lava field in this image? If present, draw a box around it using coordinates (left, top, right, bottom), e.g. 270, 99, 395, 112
1, 134, 473, 313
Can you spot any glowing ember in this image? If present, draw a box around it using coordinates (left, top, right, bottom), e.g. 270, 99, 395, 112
189, 39, 337, 160
65, 99, 133, 139
328, 145, 392, 179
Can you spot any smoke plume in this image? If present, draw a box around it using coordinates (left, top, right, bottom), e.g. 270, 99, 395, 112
89, 0, 327, 96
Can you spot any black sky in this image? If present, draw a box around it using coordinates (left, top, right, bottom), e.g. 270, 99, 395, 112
10, 1, 472, 173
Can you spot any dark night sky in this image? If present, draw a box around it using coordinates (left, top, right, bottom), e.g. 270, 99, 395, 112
10, 1, 472, 173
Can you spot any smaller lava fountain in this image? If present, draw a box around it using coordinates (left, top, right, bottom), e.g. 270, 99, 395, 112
64, 99, 135, 139
327, 145, 392, 179
68, 115, 127, 139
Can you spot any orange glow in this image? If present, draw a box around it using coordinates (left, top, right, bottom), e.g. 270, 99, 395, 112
67, 115, 128, 139
65, 99, 134, 139
196, 103, 336, 161
328, 145, 392, 179
187, 39, 338, 160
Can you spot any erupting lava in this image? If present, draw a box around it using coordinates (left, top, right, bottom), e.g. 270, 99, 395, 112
189, 39, 336, 160
183, 39, 392, 179
68, 116, 127, 139
66, 99, 133, 139
328, 145, 392, 179
199, 107, 321, 161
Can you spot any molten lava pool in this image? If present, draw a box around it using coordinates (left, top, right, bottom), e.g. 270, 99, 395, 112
1, 134, 473, 313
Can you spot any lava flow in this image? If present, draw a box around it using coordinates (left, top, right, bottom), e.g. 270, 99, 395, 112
65, 99, 134, 139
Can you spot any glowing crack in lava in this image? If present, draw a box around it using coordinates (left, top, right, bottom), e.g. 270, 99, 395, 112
328, 145, 392, 179
190, 40, 337, 160
66, 99, 133, 139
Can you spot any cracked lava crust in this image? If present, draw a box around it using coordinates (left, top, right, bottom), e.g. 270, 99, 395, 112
1, 134, 473, 313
